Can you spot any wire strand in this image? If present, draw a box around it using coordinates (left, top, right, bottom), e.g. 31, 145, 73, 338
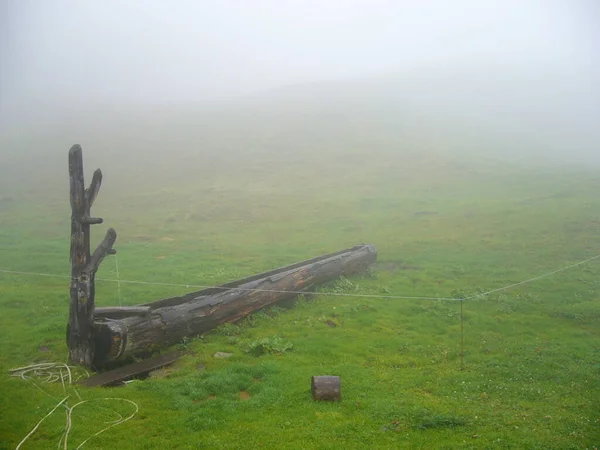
2, 252, 600, 302
114, 254, 122, 307
0, 268, 455, 300
462, 253, 600, 300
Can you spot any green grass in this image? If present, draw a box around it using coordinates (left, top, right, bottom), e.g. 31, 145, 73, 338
0, 147, 599, 449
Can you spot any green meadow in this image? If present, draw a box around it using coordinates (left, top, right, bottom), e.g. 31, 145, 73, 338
0, 144, 599, 449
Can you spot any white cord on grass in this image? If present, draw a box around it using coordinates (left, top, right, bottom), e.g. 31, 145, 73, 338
70, 398, 139, 450
9, 363, 139, 450
16, 396, 70, 450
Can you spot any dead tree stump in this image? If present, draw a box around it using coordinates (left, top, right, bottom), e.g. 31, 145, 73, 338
67, 144, 116, 368
311, 376, 341, 401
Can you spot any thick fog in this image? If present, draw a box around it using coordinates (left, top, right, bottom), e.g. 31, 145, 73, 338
1, 0, 599, 165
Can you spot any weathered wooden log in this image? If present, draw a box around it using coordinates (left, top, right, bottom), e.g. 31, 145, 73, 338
311, 376, 341, 401
94, 306, 151, 320
67, 145, 117, 367
92, 244, 377, 367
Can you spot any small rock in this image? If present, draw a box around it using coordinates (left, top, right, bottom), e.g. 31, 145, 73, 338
213, 352, 233, 359
39, 346, 50, 353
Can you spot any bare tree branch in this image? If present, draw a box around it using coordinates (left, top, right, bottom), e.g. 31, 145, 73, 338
89, 228, 117, 273
86, 169, 102, 207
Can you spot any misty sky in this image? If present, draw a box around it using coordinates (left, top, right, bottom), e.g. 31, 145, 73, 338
2, 0, 598, 115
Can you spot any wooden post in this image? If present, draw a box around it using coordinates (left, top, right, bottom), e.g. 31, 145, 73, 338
311, 376, 341, 401
68, 144, 117, 368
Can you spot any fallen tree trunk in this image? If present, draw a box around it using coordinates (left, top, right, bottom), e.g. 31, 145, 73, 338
93, 244, 377, 367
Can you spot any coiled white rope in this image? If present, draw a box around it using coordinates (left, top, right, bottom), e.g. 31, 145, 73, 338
9, 363, 138, 449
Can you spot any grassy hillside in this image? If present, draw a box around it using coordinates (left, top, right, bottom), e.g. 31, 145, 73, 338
0, 137, 599, 448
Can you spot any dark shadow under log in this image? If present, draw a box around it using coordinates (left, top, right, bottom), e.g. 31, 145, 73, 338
80, 351, 186, 387
93, 244, 377, 367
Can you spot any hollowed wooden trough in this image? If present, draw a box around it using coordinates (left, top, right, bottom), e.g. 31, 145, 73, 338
92, 244, 377, 367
